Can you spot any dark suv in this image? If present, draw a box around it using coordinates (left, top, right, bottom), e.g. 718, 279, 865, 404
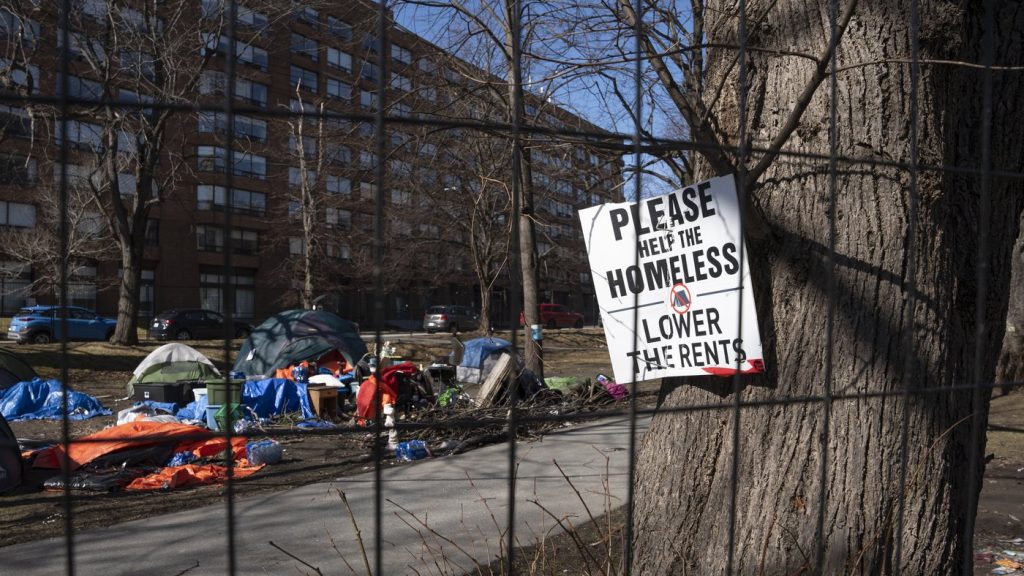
7, 305, 117, 344
149, 309, 252, 341
423, 305, 479, 333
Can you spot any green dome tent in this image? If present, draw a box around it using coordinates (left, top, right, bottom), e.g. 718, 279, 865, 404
127, 343, 222, 397
232, 309, 367, 378
0, 348, 38, 390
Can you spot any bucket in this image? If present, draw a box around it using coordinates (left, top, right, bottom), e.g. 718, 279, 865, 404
206, 404, 222, 431
193, 388, 208, 403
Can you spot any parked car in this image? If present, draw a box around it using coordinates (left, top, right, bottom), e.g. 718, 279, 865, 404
520, 303, 585, 329
423, 305, 479, 333
7, 305, 117, 344
148, 309, 253, 341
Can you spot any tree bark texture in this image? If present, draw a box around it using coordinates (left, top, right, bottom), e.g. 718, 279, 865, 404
632, 2, 1024, 574
996, 213, 1024, 389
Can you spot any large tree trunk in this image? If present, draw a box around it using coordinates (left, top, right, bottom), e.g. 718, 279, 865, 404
632, 2, 1024, 574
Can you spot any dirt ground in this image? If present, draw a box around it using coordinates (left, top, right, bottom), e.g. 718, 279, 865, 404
1, 330, 1021, 575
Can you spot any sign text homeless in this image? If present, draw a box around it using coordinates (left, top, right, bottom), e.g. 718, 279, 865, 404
579, 175, 764, 384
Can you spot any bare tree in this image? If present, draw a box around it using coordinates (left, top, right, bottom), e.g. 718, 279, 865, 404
0, 171, 118, 299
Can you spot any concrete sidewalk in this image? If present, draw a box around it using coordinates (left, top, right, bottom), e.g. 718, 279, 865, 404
3, 414, 650, 575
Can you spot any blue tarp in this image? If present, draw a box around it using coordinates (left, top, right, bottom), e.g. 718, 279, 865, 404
0, 378, 112, 421
176, 378, 315, 421
459, 337, 513, 369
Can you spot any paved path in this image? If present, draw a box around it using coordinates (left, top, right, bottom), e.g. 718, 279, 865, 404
3, 414, 650, 576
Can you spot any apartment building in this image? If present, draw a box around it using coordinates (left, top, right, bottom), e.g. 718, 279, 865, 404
0, 0, 623, 328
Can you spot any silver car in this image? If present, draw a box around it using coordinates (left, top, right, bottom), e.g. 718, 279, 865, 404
423, 305, 479, 333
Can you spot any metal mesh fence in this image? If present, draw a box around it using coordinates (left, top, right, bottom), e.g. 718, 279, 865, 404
0, 0, 1021, 574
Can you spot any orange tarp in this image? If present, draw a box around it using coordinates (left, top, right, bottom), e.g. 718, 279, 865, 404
33, 421, 246, 470
126, 461, 262, 491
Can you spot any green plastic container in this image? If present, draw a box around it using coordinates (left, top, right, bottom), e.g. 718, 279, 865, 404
215, 402, 245, 431
206, 379, 243, 406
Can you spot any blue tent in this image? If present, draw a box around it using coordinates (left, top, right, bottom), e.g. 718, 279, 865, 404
459, 337, 512, 369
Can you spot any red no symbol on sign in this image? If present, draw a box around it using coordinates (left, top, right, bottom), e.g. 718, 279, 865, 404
669, 283, 692, 315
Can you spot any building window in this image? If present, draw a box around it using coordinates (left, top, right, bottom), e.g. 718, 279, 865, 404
236, 42, 268, 71
196, 224, 224, 252
326, 77, 351, 101
362, 35, 379, 54
327, 16, 351, 40
391, 189, 410, 205
0, 200, 35, 228
288, 134, 317, 159
196, 184, 266, 216
199, 267, 255, 320
197, 112, 267, 142
326, 47, 352, 72
232, 150, 266, 179
232, 229, 259, 254
197, 146, 266, 180
0, 155, 36, 186
0, 11, 40, 48
294, 5, 319, 28
392, 44, 411, 65
197, 145, 227, 173
144, 219, 159, 245
360, 61, 378, 81
290, 33, 318, 61
235, 77, 268, 107
325, 143, 351, 165
326, 174, 351, 195
325, 207, 351, 229
288, 166, 317, 188
57, 74, 102, 101
360, 181, 377, 200
390, 73, 411, 92
196, 225, 258, 255
290, 65, 318, 93
55, 120, 103, 151
359, 90, 376, 110
288, 236, 305, 255
0, 59, 38, 95
359, 150, 376, 169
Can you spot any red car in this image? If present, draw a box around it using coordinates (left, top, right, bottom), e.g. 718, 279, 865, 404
520, 303, 584, 329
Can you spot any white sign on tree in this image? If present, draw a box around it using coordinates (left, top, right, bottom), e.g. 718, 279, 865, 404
579, 174, 764, 384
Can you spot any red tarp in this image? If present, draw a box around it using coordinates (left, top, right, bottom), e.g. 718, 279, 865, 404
355, 362, 419, 422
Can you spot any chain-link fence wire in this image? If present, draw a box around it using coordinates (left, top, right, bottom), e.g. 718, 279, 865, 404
0, 0, 1021, 574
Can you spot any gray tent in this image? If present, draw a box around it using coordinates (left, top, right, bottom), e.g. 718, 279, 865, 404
233, 309, 367, 378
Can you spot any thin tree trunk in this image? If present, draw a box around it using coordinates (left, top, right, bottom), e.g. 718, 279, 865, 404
632, 2, 1024, 574
996, 213, 1024, 392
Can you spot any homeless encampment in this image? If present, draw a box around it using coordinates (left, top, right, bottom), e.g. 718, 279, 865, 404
455, 337, 546, 406
232, 309, 367, 378
126, 343, 222, 398
0, 348, 38, 391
